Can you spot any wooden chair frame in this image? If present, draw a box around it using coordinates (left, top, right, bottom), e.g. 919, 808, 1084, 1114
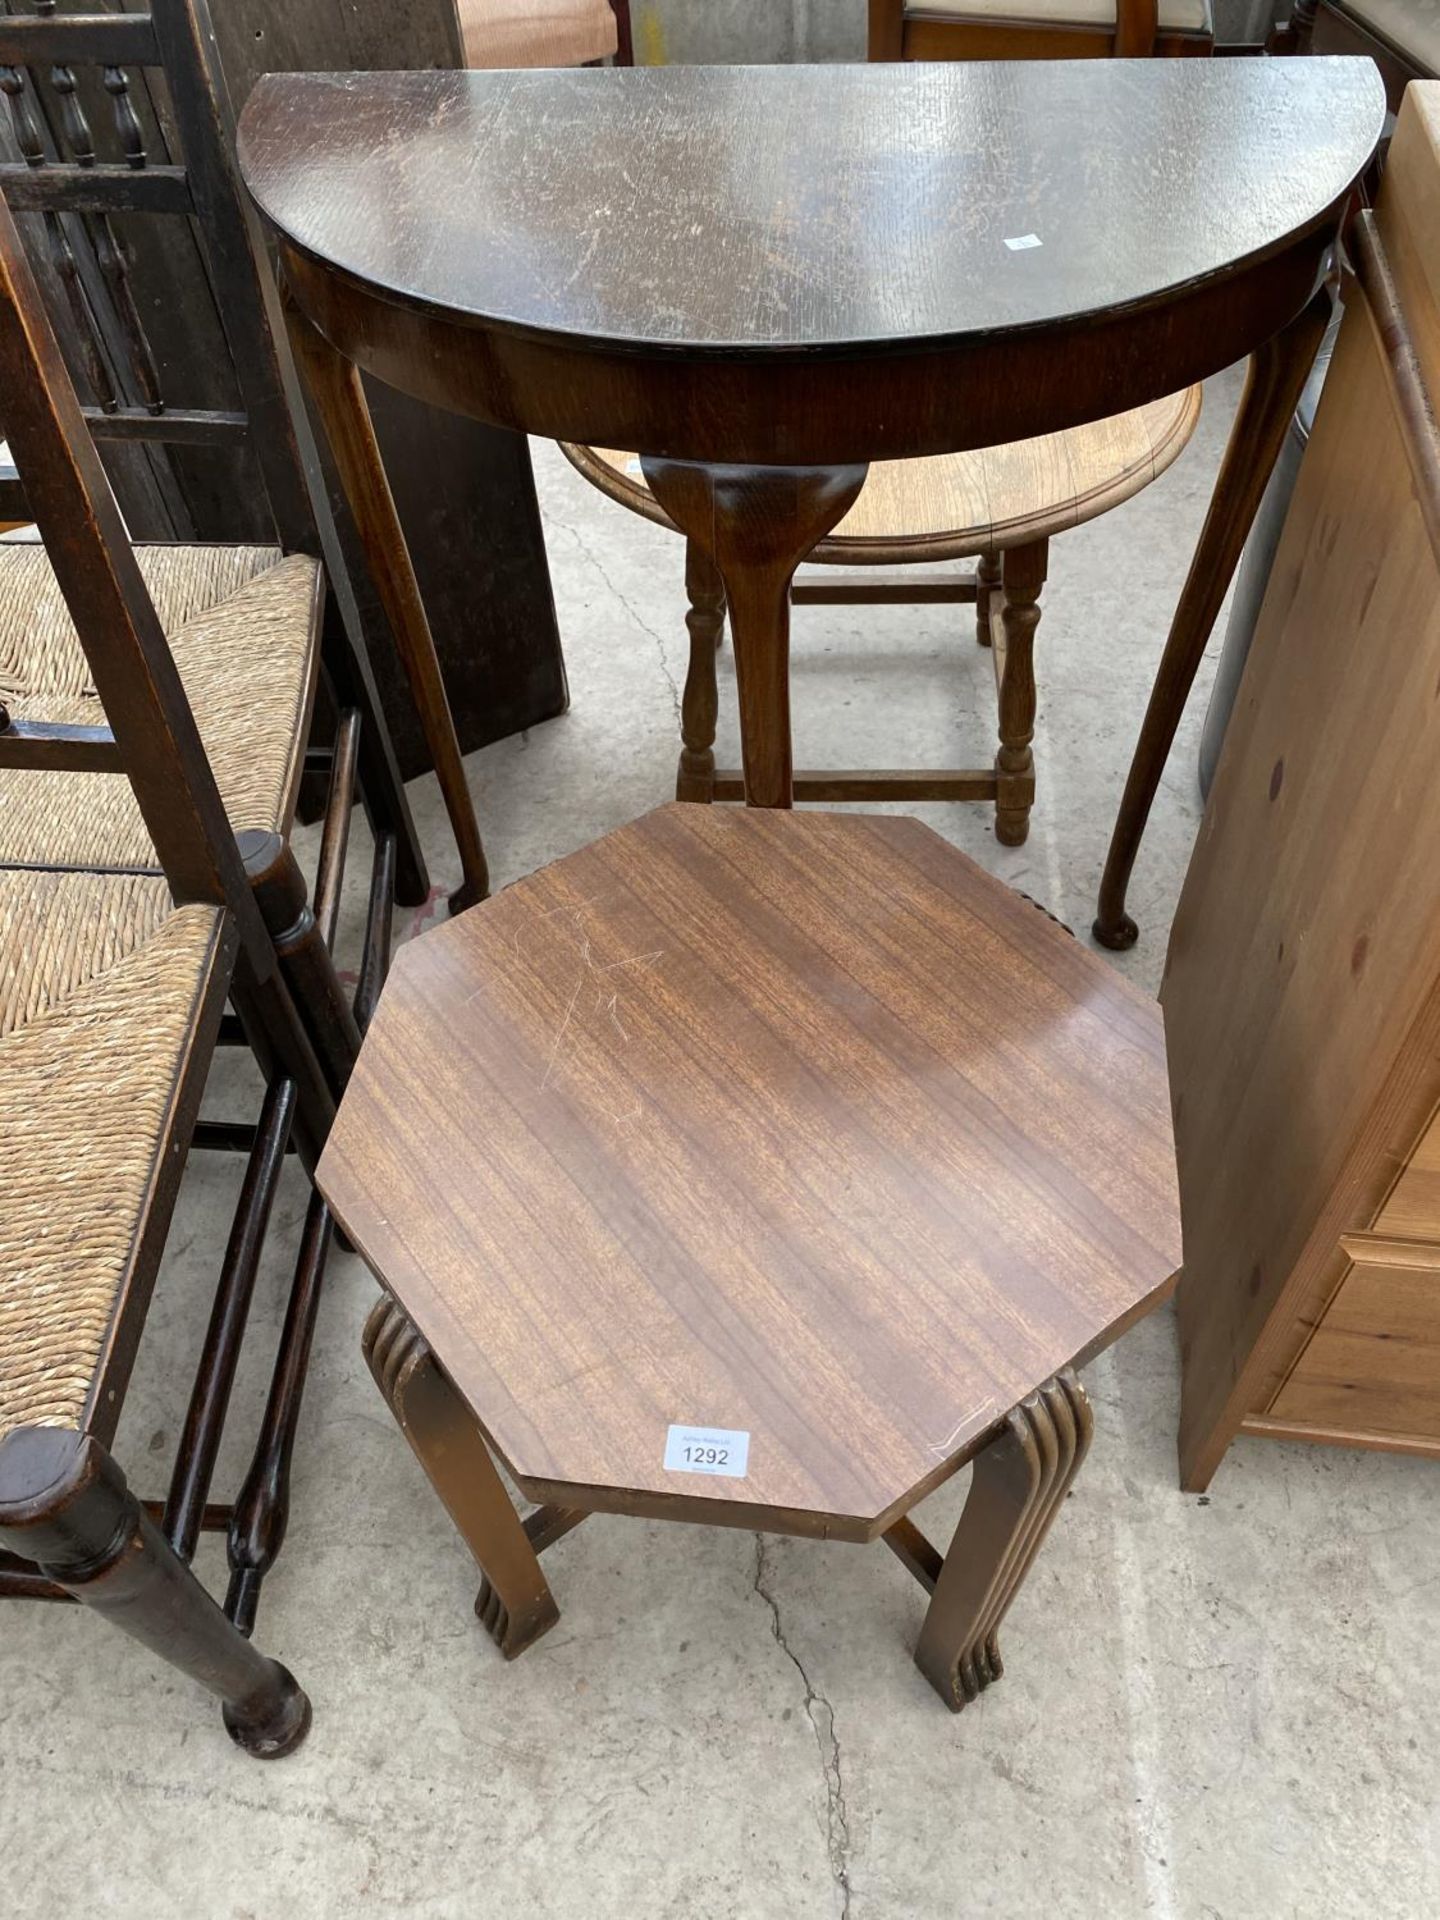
0, 162, 394, 1755
0, 0, 448, 960
867, 0, 1213, 61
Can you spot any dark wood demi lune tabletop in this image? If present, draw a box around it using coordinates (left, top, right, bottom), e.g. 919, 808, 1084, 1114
238, 60, 1382, 461
236, 60, 1385, 925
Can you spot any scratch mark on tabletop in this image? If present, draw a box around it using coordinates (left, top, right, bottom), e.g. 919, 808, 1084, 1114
927, 1398, 997, 1459
565, 228, 602, 288
541, 977, 584, 1090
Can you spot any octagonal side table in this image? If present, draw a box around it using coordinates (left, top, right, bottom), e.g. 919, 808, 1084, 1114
317, 806, 1182, 1710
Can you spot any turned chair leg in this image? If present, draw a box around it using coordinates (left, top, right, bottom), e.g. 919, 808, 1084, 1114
363, 1293, 560, 1658
913, 1370, 1092, 1712
975, 549, 1001, 648
226, 1191, 336, 1636
227, 948, 335, 1174
0, 1427, 311, 1756
676, 536, 726, 802
240, 829, 361, 1100
994, 538, 1047, 847
642, 457, 868, 808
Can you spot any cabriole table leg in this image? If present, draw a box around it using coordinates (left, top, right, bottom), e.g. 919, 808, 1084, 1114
1094, 285, 1332, 949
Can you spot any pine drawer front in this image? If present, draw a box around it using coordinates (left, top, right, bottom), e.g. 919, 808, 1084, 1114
1374, 1110, 1440, 1242
1268, 1238, 1440, 1443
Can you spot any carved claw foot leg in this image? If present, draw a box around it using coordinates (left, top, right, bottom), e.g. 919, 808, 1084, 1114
642, 457, 867, 807
994, 538, 1047, 848
363, 1293, 560, 1659
676, 536, 725, 801
913, 1369, 1092, 1712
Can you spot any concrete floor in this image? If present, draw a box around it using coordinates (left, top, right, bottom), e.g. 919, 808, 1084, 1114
4, 371, 1438, 1919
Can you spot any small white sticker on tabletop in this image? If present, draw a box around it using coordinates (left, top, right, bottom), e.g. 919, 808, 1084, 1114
1004, 233, 1043, 252
664, 1424, 750, 1477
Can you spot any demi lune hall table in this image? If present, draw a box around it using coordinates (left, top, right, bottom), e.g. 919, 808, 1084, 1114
236, 59, 1385, 934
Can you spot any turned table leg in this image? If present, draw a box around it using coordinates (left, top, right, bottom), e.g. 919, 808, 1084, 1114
642, 458, 867, 808
994, 538, 1047, 847
1094, 284, 1331, 949
912, 1370, 1092, 1712
0, 1428, 311, 1757
975, 549, 1001, 648
676, 536, 726, 802
363, 1293, 561, 1658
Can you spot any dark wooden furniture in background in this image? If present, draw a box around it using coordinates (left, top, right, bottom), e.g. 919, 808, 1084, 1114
319, 804, 1182, 1708
0, 0, 431, 923
1164, 86, 1440, 1489
1277, 0, 1435, 109
562, 390, 1200, 845
0, 0, 565, 785
0, 180, 399, 1755
865, 0, 1212, 849
237, 60, 1383, 911
207, 0, 567, 780
868, 0, 1213, 60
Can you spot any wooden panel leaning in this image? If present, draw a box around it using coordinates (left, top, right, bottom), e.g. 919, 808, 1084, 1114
0, 185, 328, 1754
1164, 84, 1440, 1489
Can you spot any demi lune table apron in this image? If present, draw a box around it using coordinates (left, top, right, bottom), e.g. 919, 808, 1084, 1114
236, 58, 1384, 936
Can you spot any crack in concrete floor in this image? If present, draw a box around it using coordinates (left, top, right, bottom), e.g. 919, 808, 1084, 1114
549, 511, 684, 726
753, 1535, 853, 1919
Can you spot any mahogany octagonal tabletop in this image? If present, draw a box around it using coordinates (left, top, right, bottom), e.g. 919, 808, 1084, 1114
318, 808, 1182, 1538
238, 59, 1385, 464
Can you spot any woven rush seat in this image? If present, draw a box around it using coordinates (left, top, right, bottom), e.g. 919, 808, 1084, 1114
0, 543, 321, 870
0, 868, 226, 1441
